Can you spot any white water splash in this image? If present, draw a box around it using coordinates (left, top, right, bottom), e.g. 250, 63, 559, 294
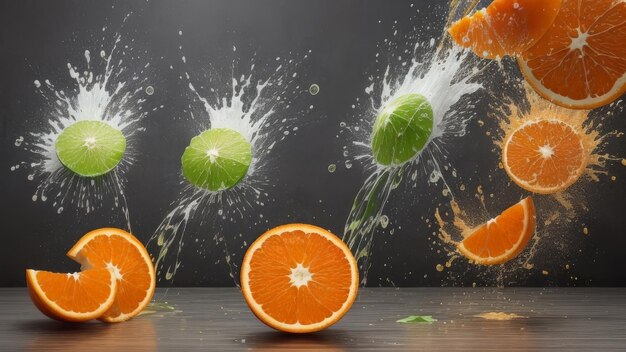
148, 44, 310, 283
342, 35, 485, 284
12, 31, 154, 227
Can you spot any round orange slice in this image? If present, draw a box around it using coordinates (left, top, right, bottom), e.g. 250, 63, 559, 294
503, 119, 587, 194
240, 223, 359, 333
67, 228, 156, 322
519, 0, 626, 109
457, 197, 536, 265
448, 0, 561, 59
26, 268, 117, 322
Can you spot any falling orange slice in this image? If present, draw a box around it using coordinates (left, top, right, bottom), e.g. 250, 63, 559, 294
457, 197, 536, 265
26, 268, 117, 322
240, 223, 359, 333
68, 228, 156, 322
519, 0, 626, 109
503, 119, 588, 194
448, 0, 561, 59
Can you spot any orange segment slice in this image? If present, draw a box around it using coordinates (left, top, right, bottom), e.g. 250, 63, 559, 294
448, 0, 561, 59
67, 228, 156, 323
240, 223, 359, 333
503, 119, 587, 194
458, 197, 536, 265
26, 268, 117, 322
519, 0, 626, 109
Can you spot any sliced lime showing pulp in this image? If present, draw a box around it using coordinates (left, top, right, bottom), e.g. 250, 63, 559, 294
55, 120, 126, 177
181, 128, 252, 191
371, 93, 434, 166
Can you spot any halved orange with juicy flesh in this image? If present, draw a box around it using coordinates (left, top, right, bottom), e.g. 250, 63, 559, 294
240, 223, 359, 333
503, 119, 587, 194
26, 268, 117, 322
519, 0, 626, 109
457, 197, 536, 265
67, 228, 156, 322
448, 0, 561, 59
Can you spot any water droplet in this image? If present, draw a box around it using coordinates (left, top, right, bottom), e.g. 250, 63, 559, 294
309, 84, 320, 95
157, 232, 165, 246
380, 215, 389, 228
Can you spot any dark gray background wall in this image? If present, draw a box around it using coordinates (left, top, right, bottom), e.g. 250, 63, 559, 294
1, 0, 625, 287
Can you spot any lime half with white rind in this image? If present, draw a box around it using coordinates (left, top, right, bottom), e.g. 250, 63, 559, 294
55, 120, 126, 177
181, 128, 252, 191
371, 93, 434, 166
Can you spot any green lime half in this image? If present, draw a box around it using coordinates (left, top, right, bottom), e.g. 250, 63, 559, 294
371, 93, 434, 166
55, 120, 126, 177
181, 128, 252, 191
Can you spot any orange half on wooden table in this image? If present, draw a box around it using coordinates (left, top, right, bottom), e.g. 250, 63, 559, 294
26, 268, 118, 322
67, 228, 156, 322
26, 228, 156, 323
241, 223, 359, 333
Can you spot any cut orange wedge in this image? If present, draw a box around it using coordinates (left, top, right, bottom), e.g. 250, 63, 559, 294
241, 223, 359, 333
457, 197, 536, 265
26, 268, 117, 322
519, 0, 626, 109
448, 0, 561, 59
68, 228, 156, 323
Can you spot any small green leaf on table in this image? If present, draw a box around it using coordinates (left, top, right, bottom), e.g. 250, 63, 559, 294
396, 315, 437, 324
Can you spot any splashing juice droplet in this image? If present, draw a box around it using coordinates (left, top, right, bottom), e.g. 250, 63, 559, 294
380, 215, 389, 228
309, 83, 320, 95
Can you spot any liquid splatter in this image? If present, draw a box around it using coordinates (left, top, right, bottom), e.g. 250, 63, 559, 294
432, 84, 624, 287
340, 13, 487, 283
147, 42, 310, 283
11, 22, 155, 227
475, 312, 526, 320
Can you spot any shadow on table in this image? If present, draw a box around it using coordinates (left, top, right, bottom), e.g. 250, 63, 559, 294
244, 329, 350, 351
19, 316, 157, 351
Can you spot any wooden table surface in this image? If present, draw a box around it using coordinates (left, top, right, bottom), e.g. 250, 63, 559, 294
1, 287, 626, 351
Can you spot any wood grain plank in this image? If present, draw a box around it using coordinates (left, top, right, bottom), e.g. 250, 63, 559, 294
1, 288, 625, 351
